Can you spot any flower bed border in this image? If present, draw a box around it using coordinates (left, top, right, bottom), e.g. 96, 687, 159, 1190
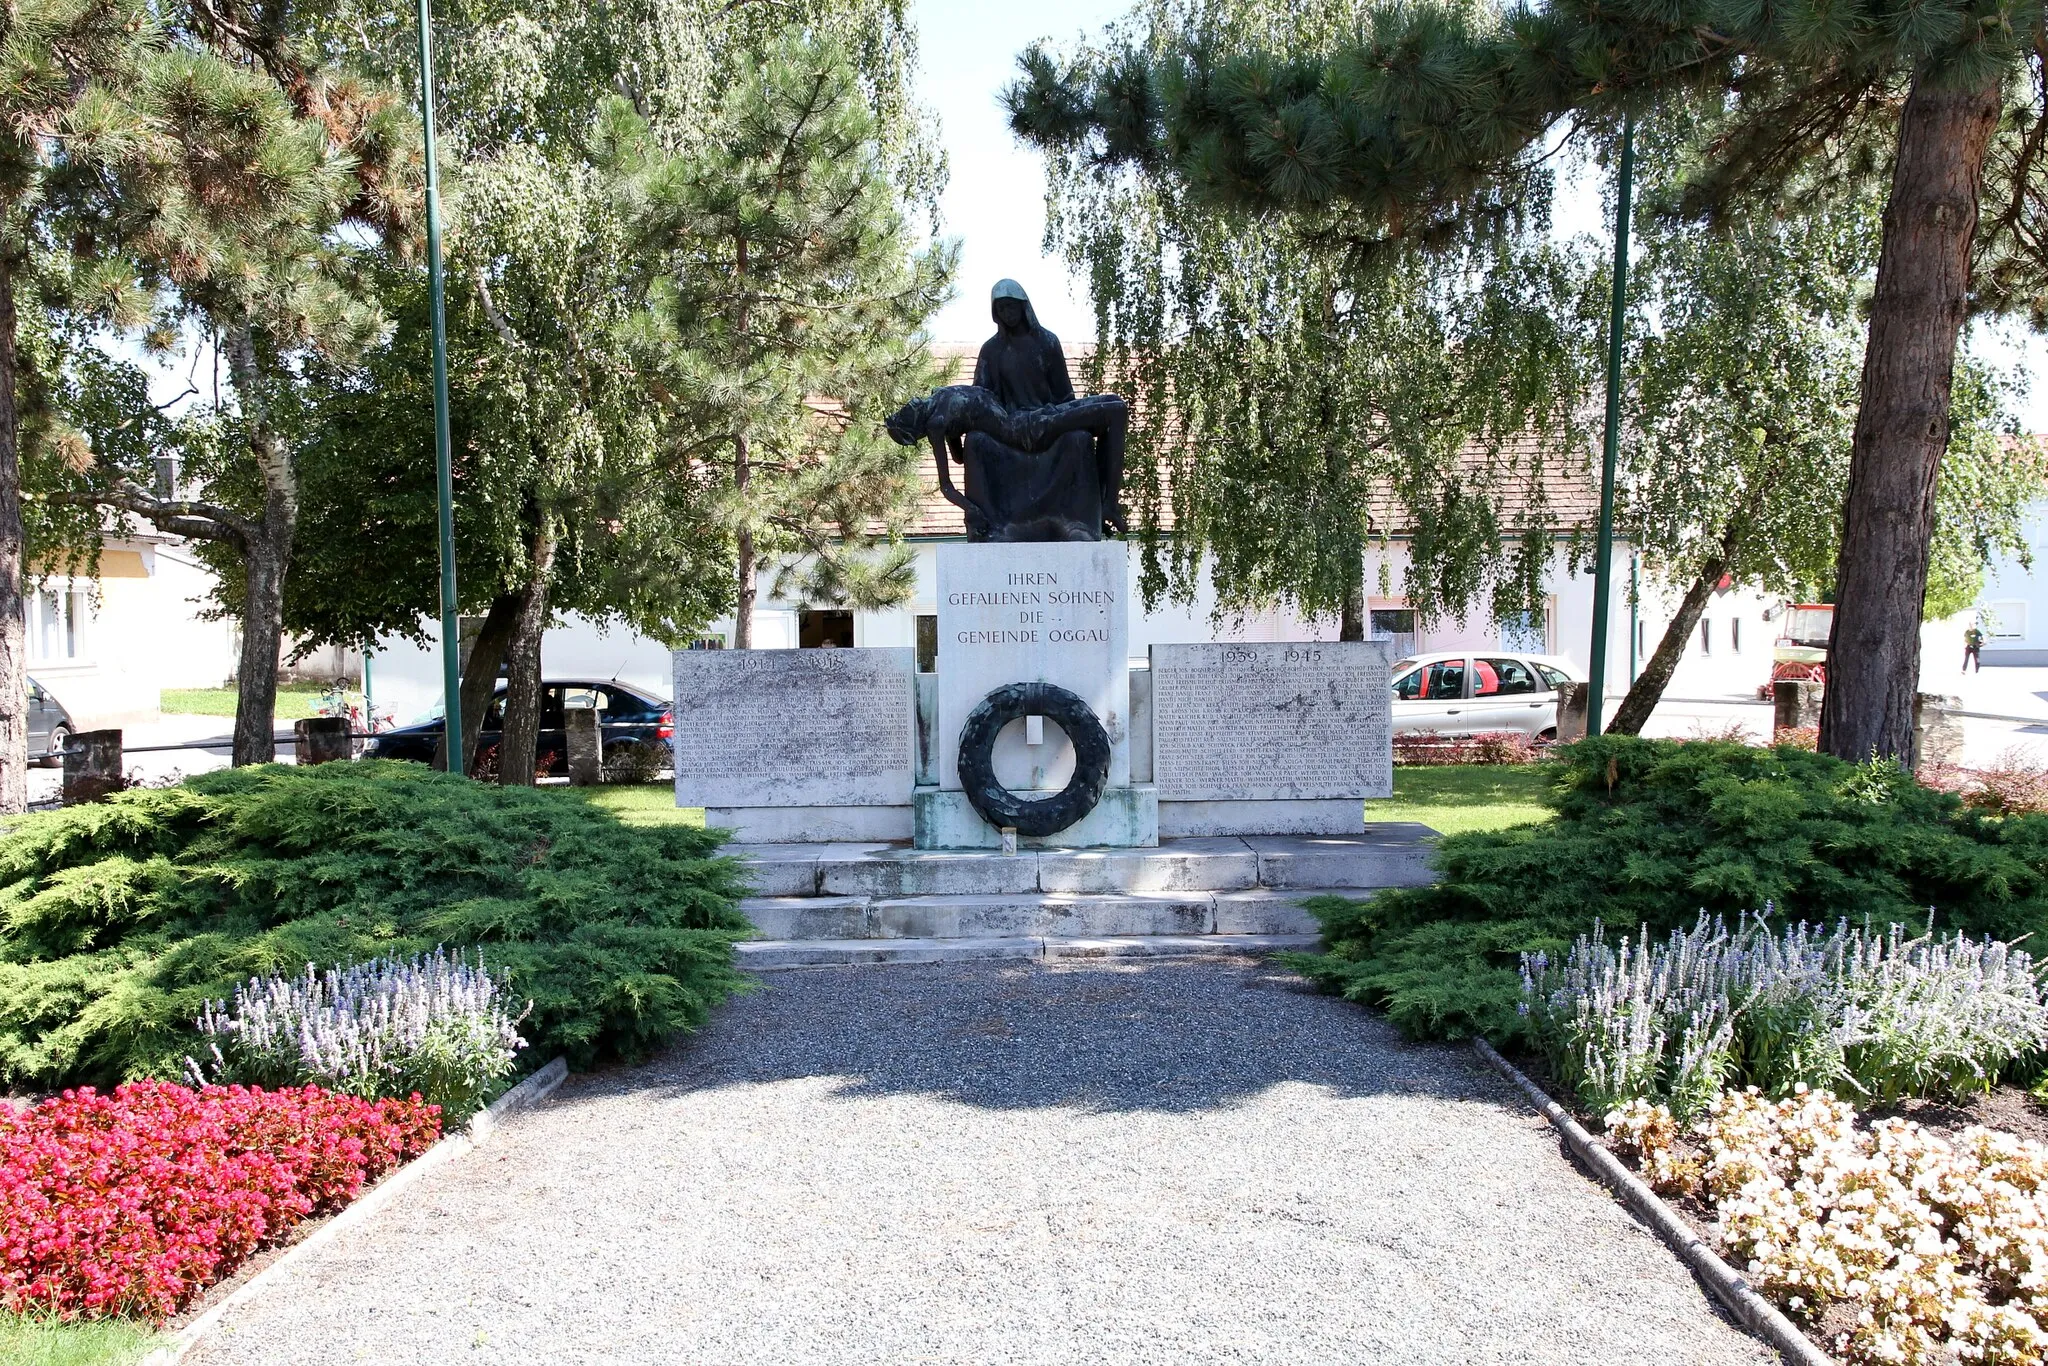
137, 1057, 569, 1366
1471, 1039, 1834, 1366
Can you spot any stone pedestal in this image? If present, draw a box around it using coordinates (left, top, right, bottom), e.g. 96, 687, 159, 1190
1774, 680, 1823, 733
293, 716, 351, 766
1151, 642, 1391, 836
673, 647, 916, 842
1555, 683, 1589, 742
924, 541, 1152, 848
62, 729, 122, 804
1913, 692, 1964, 768
564, 707, 601, 786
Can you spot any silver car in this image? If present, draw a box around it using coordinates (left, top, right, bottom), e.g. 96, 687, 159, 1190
1390, 651, 1579, 738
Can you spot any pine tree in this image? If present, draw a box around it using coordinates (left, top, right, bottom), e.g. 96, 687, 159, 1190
255, 0, 944, 783
36, 2, 419, 767
627, 34, 952, 649
1006, 0, 2048, 762
1606, 177, 2042, 733
1020, 1, 1598, 641
0, 0, 162, 810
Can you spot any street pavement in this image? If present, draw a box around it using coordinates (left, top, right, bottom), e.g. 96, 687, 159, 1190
1628, 663, 2048, 766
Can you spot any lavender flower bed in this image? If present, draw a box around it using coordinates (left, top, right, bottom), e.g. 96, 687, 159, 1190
188, 950, 530, 1122
1521, 912, 2048, 1119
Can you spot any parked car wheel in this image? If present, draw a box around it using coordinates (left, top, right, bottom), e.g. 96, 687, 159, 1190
40, 723, 69, 768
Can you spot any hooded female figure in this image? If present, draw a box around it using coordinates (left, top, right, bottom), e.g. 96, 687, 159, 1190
952, 280, 1125, 542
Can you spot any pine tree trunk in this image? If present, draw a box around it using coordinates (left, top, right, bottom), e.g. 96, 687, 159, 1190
731, 235, 754, 651
1606, 558, 1725, 736
0, 255, 26, 813
224, 329, 296, 768
497, 530, 555, 786
1820, 70, 2001, 764
734, 436, 755, 650
452, 591, 522, 774
233, 539, 288, 765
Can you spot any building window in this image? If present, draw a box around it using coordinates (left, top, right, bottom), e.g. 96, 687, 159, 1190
28, 588, 87, 663
797, 610, 854, 648
685, 635, 725, 650
1731, 618, 1742, 653
1699, 619, 1712, 655
1986, 601, 2029, 641
1370, 608, 1419, 657
1497, 610, 1546, 654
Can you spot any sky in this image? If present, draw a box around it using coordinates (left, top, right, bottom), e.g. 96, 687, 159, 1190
910, 1, 2047, 429
913, 0, 1117, 345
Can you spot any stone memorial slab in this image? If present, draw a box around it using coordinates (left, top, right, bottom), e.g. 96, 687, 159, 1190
672, 647, 914, 809
1151, 642, 1392, 802
935, 541, 1129, 792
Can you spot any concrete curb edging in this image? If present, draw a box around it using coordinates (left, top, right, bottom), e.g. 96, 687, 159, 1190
140, 1056, 570, 1366
1471, 1039, 1833, 1366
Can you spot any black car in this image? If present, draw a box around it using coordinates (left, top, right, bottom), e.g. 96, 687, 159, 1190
366, 679, 672, 774
28, 677, 71, 767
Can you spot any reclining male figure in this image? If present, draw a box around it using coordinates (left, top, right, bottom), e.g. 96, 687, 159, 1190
885, 386, 1129, 543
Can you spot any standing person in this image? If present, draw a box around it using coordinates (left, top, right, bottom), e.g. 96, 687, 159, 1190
1964, 622, 1985, 672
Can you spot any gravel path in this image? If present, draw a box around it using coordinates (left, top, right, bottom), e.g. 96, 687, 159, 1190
189, 958, 1777, 1365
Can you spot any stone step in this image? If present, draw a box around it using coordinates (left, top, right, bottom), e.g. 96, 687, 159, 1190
734, 933, 1323, 971
730, 827, 1436, 899
736, 888, 1345, 940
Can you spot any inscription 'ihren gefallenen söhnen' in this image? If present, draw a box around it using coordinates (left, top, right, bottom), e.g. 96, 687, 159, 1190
948, 572, 1116, 646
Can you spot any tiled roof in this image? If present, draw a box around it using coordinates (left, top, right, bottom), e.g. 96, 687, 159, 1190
896, 342, 1596, 540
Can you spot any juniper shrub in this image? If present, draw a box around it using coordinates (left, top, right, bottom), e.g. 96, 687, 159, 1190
0, 761, 750, 1089
1295, 736, 2048, 1044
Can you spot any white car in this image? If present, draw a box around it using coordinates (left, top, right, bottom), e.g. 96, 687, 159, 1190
1389, 650, 1580, 738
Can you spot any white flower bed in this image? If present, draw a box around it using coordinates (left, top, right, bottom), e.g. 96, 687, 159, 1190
186, 949, 529, 1122
1609, 1088, 2048, 1364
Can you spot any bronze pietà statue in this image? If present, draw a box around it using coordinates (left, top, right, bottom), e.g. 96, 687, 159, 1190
886, 279, 1128, 542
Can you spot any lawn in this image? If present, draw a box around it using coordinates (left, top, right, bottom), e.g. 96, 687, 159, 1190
576, 782, 705, 828
160, 680, 329, 721
573, 772, 1554, 836
0, 1314, 159, 1366
1366, 764, 1555, 835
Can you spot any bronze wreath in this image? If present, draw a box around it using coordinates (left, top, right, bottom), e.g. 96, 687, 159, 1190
956, 682, 1111, 837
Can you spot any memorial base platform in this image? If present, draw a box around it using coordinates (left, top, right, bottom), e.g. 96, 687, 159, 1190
726, 827, 1437, 967
913, 784, 1157, 849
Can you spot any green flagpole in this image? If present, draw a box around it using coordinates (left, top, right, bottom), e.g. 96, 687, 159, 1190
416, 0, 463, 775
1586, 113, 1635, 737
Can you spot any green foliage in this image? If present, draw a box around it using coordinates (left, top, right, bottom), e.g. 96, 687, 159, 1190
209, 5, 951, 675
1003, 0, 2044, 283
0, 762, 750, 1089
1030, 0, 1599, 633
623, 33, 954, 628
1294, 736, 2048, 1045
1622, 127, 2042, 625
0, 1311, 158, 1366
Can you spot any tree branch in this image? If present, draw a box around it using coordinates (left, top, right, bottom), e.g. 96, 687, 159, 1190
54, 477, 258, 545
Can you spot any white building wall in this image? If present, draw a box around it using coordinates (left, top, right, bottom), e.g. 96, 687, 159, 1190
1976, 499, 2048, 665
32, 538, 242, 729
361, 536, 1980, 725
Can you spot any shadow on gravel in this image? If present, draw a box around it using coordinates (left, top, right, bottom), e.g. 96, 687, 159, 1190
556, 957, 1504, 1116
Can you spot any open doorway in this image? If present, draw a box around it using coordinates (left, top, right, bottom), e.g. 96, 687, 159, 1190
798, 610, 855, 648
